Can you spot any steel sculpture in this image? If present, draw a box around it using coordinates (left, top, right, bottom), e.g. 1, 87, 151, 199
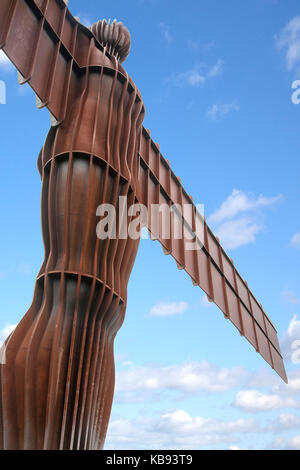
0, 0, 287, 450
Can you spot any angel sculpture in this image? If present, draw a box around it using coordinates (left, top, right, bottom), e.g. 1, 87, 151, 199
0, 0, 287, 450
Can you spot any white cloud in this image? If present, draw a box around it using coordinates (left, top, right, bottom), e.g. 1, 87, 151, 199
208, 189, 283, 250
159, 22, 172, 44
280, 315, 300, 363
234, 389, 300, 412
184, 70, 206, 86
149, 301, 188, 317
267, 413, 300, 432
78, 18, 92, 28
209, 189, 282, 225
105, 409, 259, 450
281, 290, 300, 304
270, 433, 300, 450
158, 410, 258, 434
168, 59, 223, 87
213, 217, 261, 250
109, 327, 300, 450
109, 352, 300, 449
115, 360, 246, 395
206, 101, 239, 121
0, 323, 16, 346
75, 11, 93, 28
291, 232, 300, 248
207, 59, 223, 78
284, 376, 300, 393
188, 39, 215, 51
200, 294, 213, 307
269, 437, 286, 449
287, 434, 300, 450
122, 360, 134, 367
249, 368, 300, 396
277, 412, 300, 428
246, 368, 280, 389
0, 51, 11, 70
277, 16, 300, 72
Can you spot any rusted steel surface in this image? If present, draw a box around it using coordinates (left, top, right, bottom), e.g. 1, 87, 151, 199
0, 0, 287, 451
0, 0, 118, 122
1, 61, 144, 450
0, 2, 145, 449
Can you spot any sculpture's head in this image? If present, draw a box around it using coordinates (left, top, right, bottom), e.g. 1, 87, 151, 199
90, 19, 131, 63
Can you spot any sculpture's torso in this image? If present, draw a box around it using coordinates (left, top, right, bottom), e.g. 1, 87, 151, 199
0, 46, 145, 450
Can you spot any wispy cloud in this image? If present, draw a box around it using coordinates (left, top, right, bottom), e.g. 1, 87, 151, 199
291, 232, 300, 249
276, 16, 300, 72
200, 294, 213, 308
0, 51, 12, 70
149, 301, 188, 317
107, 316, 300, 449
0, 263, 33, 279
234, 389, 300, 412
280, 314, 300, 362
209, 190, 282, 225
266, 413, 300, 432
75, 13, 93, 28
281, 290, 300, 305
206, 101, 239, 121
0, 323, 16, 346
167, 59, 223, 87
287, 435, 300, 450
270, 435, 300, 450
208, 59, 223, 78
159, 22, 172, 45
115, 360, 246, 394
105, 410, 259, 450
187, 39, 215, 52
208, 189, 283, 250
213, 217, 261, 250
74, 10, 94, 28
249, 368, 300, 396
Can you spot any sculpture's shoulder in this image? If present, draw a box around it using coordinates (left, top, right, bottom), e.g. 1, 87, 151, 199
88, 47, 143, 103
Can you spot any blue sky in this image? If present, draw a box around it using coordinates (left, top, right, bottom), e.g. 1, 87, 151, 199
0, 0, 300, 450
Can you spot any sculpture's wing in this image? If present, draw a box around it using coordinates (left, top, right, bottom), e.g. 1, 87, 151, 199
137, 127, 287, 383
0, 0, 95, 122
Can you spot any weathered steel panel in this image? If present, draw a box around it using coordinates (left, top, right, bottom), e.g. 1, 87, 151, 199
138, 128, 287, 384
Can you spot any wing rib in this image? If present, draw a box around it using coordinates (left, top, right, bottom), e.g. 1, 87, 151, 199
0, 0, 97, 121
138, 127, 287, 383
